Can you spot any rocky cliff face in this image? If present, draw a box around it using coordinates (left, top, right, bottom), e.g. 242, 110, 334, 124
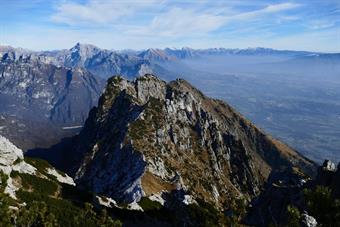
0, 55, 105, 150
69, 74, 315, 209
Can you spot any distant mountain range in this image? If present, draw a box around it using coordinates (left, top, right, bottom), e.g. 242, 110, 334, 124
3, 43, 337, 80
1, 44, 340, 164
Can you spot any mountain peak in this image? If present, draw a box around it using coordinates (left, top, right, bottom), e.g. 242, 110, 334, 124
70, 43, 101, 57
68, 74, 315, 209
71, 42, 99, 50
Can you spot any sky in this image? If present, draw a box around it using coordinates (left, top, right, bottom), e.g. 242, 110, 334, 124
0, 0, 339, 52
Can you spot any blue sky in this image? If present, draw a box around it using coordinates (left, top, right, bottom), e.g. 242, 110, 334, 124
0, 0, 339, 52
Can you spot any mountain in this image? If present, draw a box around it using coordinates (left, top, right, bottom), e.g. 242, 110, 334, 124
136, 47, 315, 62
2, 74, 339, 226
35, 44, 319, 80
138, 48, 200, 61
39, 43, 160, 79
54, 74, 315, 215
0, 54, 105, 150
2, 43, 340, 164
138, 48, 340, 164
0, 44, 177, 151
138, 48, 176, 62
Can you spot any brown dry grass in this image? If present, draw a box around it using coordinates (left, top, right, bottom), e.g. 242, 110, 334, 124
141, 171, 177, 196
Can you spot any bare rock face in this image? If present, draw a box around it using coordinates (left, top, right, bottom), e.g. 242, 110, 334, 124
71, 74, 316, 207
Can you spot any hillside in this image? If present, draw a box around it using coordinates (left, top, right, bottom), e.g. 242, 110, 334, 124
59, 74, 316, 219
0, 53, 105, 150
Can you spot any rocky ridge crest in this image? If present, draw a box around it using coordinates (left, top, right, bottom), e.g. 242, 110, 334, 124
70, 74, 315, 209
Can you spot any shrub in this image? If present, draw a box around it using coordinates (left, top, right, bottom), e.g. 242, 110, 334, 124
304, 186, 340, 226
187, 199, 222, 227
24, 157, 53, 173
0, 192, 13, 227
16, 172, 58, 196
16, 191, 122, 227
287, 205, 301, 227
138, 197, 162, 211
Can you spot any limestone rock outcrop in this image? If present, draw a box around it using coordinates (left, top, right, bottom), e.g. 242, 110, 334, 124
68, 74, 315, 208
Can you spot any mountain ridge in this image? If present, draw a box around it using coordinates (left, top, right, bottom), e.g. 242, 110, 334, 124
60, 74, 316, 211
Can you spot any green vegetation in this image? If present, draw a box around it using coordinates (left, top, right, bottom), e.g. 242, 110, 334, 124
11, 169, 122, 227
0, 172, 13, 227
0, 193, 13, 227
0, 157, 123, 227
16, 201, 58, 227
24, 157, 67, 178
109, 76, 123, 84
304, 186, 340, 226
13, 157, 22, 165
129, 118, 147, 140
14, 172, 58, 196
286, 205, 301, 227
15, 191, 122, 227
138, 197, 162, 211
285, 186, 340, 227
187, 198, 225, 227
129, 97, 164, 142
7, 179, 123, 227
0, 172, 8, 191
0, 166, 242, 227
224, 197, 247, 227
24, 157, 53, 172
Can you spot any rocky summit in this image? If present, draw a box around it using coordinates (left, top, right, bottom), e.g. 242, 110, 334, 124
68, 74, 315, 211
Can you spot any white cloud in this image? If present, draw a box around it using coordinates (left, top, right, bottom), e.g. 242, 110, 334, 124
51, 0, 158, 25
232, 2, 301, 20
264, 2, 300, 12
4, 0, 338, 52
131, 7, 226, 36
308, 20, 336, 30
129, 2, 301, 37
